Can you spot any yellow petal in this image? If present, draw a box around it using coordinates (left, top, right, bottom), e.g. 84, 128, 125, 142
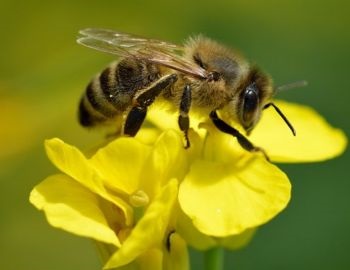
29, 174, 120, 247
90, 138, 151, 194
200, 122, 246, 164
141, 130, 187, 198
147, 103, 205, 133
137, 248, 163, 270
251, 100, 347, 162
163, 233, 189, 270
135, 128, 162, 145
176, 210, 216, 251
45, 138, 133, 225
148, 104, 178, 131
217, 228, 256, 250
104, 179, 179, 269
179, 156, 291, 237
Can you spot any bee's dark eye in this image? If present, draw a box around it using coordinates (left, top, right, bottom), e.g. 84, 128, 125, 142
241, 83, 259, 130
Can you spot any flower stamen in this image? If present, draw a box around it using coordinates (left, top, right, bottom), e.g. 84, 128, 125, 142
129, 190, 150, 207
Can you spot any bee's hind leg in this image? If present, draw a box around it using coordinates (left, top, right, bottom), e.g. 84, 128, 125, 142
124, 73, 178, 136
178, 85, 192, 148
209, 111, 270, 161
124, 106, 148, 136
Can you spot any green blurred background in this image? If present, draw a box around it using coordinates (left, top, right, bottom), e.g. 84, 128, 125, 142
1, 0, 349, 269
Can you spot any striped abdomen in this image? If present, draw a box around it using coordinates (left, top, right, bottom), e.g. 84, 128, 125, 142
79, 58, 160, 127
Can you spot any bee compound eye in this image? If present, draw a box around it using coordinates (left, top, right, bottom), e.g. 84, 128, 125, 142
242, 84, 259, 127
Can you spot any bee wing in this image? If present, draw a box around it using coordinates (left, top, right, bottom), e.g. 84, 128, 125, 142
78, 28, 207, 79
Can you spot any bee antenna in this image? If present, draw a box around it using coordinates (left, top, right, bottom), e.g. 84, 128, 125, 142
264, 103, 296, 136
276, 80, 308, 92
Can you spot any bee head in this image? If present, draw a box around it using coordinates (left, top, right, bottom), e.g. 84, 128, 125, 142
236, 68, 273, 134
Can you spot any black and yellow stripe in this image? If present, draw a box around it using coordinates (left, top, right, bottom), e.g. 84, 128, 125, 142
78, 59, 161, 127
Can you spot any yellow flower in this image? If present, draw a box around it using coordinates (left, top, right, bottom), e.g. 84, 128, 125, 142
147, 100, 347, 246
168, 125, 292, 248
30, 99, 347, 268
30, 130, 189, 269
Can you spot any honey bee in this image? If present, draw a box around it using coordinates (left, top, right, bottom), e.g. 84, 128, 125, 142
77, 28, 297, 159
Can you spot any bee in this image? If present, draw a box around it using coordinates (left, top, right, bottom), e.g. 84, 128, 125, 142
77, 28, 297, 159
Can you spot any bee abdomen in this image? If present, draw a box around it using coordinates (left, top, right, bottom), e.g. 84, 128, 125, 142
78, 96, 103, 126
79, 59, 161, 127
79, 63, 122, 127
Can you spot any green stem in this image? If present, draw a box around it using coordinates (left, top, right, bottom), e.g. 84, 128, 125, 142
204, 247, 224, 270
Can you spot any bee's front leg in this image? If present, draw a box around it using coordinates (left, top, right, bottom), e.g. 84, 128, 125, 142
178, 85, 192, 148
124, 73, 178, 136
209, 111, 270, 161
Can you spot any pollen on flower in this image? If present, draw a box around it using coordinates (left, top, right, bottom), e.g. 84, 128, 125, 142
129, 190, 150, 207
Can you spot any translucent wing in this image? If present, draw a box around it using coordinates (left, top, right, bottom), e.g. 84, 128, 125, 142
77, 28, 207, 79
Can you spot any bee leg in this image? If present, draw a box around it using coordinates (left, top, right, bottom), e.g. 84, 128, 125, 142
124, 73, 178, 136
178, 85, 192, 148
124, 106, 148, 136
209, 111, 270, 161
